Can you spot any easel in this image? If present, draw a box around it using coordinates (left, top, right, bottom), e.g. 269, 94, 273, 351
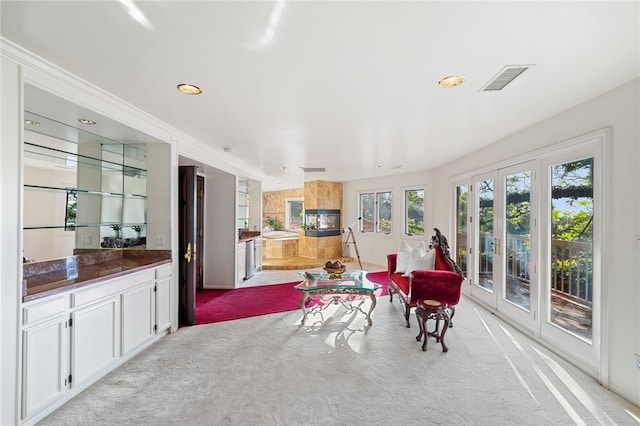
342, 226, 363, 270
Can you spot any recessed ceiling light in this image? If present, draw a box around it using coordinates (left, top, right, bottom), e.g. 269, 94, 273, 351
24, 120, 40, 125
177, 83, 202, 95
375, 165, 382, 168
78, 118, 96, 125
279, 166, 287, 170
391, 164, 402, 169
438, 75, 465, 88
223, 146, 233, 152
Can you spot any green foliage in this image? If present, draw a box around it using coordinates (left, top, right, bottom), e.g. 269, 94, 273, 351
265, 216, 282, 231
406, 190, 424, 235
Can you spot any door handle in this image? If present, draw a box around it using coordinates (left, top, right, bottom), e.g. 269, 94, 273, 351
184, 242, 192, 263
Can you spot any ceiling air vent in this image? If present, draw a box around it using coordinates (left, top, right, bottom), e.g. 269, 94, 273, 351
480, 65, 533, 92
301, 167, 326, 173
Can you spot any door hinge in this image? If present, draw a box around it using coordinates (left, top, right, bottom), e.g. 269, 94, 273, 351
154, 324, 157, 331
69, 374, 72, 384
154, 285, 157, 292
69, 318, 73, 327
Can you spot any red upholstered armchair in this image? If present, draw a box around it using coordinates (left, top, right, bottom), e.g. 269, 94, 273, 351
387, 229, 464, 328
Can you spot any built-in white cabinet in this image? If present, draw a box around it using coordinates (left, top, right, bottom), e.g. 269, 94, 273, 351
21, 298, 68, 420
122, 281, 155, 355
237, 242, 246, 284
155, 264, 172, 332
20, 264, 172, 425
71, 297, 119, 386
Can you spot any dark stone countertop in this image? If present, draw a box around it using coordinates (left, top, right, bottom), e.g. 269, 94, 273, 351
23, 249, 172, 303
238, 230, 262, 243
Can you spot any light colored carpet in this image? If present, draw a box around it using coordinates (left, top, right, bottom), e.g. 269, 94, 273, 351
39, 293, 639, 426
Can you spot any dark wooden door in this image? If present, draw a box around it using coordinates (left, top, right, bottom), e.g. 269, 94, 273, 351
196, 175, 205, 290
179, 166, 198, 325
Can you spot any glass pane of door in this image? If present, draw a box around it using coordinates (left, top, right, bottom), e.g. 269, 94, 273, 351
504, 171, 531, 310
549, 158, 593, 342
477, 178, 495, 292
455, 185, 468, 277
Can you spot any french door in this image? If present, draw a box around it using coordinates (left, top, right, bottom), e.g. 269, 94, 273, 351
539, 148, 600, 376
468, 162, 538, 332
468, 171, 500, 309
457, 132, 603, 377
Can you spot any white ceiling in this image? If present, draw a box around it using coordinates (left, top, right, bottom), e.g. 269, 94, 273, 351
2, 1, 639, 191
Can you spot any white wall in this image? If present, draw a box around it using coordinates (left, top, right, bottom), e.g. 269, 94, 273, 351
343, 170, 432, 267
1, 55, 21, 426
202, 168, 237, 289
427, 79, 639, 404
343, 79, 640, 405
146, 142, 173, 249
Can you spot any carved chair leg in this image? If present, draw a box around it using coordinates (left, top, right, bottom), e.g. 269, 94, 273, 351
434, 318, 441, 342
448, 306, 456, 328
415, 307, 427, 351
439, 312, 450, 352
404, 304, 411, 328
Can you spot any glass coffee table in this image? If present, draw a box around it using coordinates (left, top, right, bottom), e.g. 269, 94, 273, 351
294, 270, 381, 325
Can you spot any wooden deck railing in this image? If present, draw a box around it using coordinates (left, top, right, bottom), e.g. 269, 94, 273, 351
455, 233, 592, 307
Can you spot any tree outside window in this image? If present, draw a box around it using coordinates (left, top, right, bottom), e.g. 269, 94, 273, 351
404, 189, 424, 235
359, 193, 375, 232
359, 191, 392, 233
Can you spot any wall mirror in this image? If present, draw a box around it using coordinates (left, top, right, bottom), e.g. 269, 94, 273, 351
23, 85, 160, 262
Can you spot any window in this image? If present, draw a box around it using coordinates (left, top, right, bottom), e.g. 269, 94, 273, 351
359, 191, 392, 233
404, 189, 424, 236
285, 198, 304, 230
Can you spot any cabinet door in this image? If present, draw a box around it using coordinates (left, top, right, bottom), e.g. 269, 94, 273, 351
71, 297, 119, 386
122, 282, 155, 355
155, 277, 172, 332
237, 243, 246, 283
22, 315, 68, 419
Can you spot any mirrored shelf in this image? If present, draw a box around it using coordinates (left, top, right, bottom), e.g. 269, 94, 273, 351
23, 109, 148, 255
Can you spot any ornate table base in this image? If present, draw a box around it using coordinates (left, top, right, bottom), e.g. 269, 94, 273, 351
415, 300, 451, 352
299, 288, 377, 326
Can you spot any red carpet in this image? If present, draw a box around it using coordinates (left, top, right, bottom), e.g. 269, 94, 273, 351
194, 272, 388, 325
365, 271, 388, 288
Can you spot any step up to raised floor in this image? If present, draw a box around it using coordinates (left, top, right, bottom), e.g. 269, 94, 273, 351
262, 256, 355, 270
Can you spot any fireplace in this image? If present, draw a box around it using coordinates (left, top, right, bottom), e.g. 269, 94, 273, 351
304, 209, 341, 237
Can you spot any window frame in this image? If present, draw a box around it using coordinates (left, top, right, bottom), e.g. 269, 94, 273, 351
358, 189, 393, 235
